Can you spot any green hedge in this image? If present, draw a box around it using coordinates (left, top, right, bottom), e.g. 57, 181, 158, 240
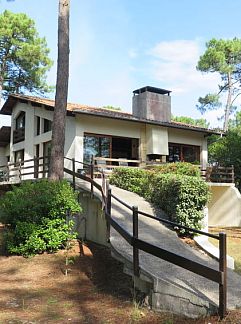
0, 180, 81, 256
109, 167, 150, 197
110, 167, 210, 233
146, 162, 201, 177
149, 173, 210, 230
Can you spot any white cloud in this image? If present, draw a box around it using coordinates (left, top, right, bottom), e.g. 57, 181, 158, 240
150, 40, 200, 64
128, 49, 138, 59
148, 39, 220, 94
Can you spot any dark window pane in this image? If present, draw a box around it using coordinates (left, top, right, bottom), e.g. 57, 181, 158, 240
83, 135, 111, 164
16, 112, 25, 130
43, 119, 52, 133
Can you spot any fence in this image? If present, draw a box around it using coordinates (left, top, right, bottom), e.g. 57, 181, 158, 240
0, 156, 50, 182
0, 156, 227, 319
65, 159, 227, 319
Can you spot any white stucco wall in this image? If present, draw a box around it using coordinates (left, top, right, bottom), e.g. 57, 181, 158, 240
208, 183, 241, 227
6, 102, 209, 172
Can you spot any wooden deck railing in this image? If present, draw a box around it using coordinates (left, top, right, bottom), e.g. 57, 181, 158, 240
0, 156, 228, 318
0, 156, 235, 186
0, 156, 50, 182
203, 166, 234, 183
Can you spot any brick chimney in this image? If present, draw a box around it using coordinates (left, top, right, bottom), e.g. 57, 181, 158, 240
132, 86, 171, 122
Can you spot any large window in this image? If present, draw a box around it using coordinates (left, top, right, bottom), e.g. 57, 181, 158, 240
168, 143, 200, 163
84, 134, 111, 164
83, 133, 139, 164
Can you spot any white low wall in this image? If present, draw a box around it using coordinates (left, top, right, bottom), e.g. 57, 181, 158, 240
208, 183, 241, 227
76, 190, 108, 246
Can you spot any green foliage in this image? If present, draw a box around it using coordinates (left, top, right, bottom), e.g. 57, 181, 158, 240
110, 167, 210, 234
6, 219, 76, 257
196, 37, 241, 131
0, 180, 80, 257
146, 162, 201, 177
196, 93, 222, 114
149, 173, 210, 231
172, 115, 210, 128
0, 10, 53, 98
110, 167, 150, 196
0, 179, 81, 226
208, 130, 241, 190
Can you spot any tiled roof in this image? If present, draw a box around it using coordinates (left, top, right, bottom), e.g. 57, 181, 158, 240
0, 94, 221, 134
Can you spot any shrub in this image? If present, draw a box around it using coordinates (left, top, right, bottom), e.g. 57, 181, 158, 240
0, 179, 81, 226
110, 167, 150, 196
0, 180, 81, 256
146, 162, 201, 177
110, 167, 210, 234
6, 219, 76, 257
149, 173, 210, 231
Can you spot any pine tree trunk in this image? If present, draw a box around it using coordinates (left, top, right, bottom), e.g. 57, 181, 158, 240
49, 0, 70, 180
223, 72, 232, 132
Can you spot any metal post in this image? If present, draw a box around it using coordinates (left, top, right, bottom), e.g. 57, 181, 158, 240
133, 206, 139, 277
72, 158, 76, 191
219, 232, 227, 319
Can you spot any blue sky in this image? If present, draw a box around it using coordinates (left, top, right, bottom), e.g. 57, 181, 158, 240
1, 0, 241, 127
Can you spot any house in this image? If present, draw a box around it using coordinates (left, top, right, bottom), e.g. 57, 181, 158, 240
1, 86, 241, 228
0, 86, 218, 171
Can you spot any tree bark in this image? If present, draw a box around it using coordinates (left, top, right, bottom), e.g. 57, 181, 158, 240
49, 0, 70, 180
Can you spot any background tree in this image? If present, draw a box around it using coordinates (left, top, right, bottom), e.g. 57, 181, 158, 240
49, 0, 70, 180
172, 115, 210, 128
208, 111, 241, 190
196, 38, 241, 132
0, 10, 53, 98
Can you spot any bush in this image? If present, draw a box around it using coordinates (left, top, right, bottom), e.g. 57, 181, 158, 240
0, 180, 81, 256
149, 173, 210, 231
0, 179, 81, 226
110, 167, 150, 196
146, 162, 201, 177
110, 167, 210, 234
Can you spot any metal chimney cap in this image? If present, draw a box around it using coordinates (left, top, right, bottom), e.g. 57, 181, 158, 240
133, 86, 172, 96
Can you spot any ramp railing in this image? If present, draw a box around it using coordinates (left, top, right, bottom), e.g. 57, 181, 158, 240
0, 156, 227, 319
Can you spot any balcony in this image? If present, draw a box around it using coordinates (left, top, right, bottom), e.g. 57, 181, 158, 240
13, 128, 25, 144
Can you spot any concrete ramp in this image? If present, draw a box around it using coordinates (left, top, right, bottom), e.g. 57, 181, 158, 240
109, 185, 241, 318
75, 179, 241, 318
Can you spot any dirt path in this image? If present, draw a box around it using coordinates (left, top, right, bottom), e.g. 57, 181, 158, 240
0, 226, 241, 323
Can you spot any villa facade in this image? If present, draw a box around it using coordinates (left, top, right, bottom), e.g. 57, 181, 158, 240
0, 86, 218, 170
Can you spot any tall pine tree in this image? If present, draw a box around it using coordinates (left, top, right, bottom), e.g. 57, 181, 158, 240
0, 10, 53, 98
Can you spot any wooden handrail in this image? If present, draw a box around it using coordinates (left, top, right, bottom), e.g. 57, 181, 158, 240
0, 155, 227, 318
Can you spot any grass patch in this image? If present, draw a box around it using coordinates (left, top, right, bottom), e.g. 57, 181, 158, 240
209, 227, 241, 275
